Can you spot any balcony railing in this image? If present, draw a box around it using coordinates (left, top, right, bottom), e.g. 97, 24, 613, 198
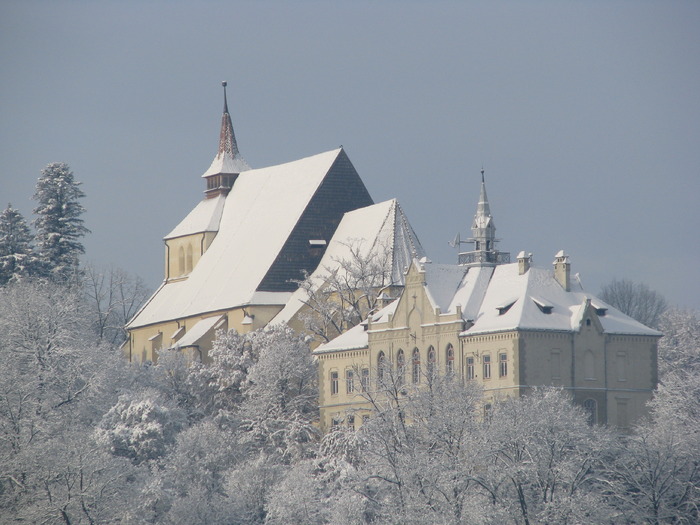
458, 250, 511, 266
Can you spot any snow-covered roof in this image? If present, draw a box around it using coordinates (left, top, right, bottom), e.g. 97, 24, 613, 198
174, 314, 224, 348
271, 199, 424, 326
421, 263, 468, 313
202, 150, 250, 178
128, 148, 344, 329
165, 194, 227, 239
449, 265, 494, 320
314, 299, 399, 355
463, 263, 661, 336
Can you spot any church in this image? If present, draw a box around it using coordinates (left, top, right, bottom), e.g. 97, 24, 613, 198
126, 84, 661, 430
124, 83, 422, 362
313, 171, 661, 431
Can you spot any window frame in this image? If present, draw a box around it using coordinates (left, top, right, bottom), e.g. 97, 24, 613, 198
412, 348, 421, 384
330, 370, 339, 395
483, 354, 491, 379
499, 352, 508, 378
346, 369, 355, 394
446, 344, 454, 375
397, 349, 406, 386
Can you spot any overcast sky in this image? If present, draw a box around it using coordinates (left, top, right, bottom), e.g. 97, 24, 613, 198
2, 1, 699, 310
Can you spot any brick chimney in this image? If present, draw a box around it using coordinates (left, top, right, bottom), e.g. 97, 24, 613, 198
553, 250, 570, 291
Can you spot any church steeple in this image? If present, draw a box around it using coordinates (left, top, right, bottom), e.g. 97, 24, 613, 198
455, 168, 510, 267
471, 167, 496, 252
202, 81, 251, 198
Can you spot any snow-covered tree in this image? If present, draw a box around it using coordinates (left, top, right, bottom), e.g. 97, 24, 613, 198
0, 280, 143, 523
477, 389, 615, 525
0, 204, 36, 285
600, 278, 667, 328
96, 391, 186, 465
657, 307, 700, 377
240, 325, 319, 462
33, 162, 89, 282
83, 263, 151, 344
297, 239, 395, 343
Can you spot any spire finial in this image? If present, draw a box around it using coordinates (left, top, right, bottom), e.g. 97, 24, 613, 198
222, 81, 229, 114
481, 166, 485, 183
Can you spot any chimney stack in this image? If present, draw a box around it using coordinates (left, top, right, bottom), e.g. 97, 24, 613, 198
517, 251, 532, 275
553, 250, 570, 291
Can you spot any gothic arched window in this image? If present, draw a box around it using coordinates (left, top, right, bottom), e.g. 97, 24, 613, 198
446, 344, 455, 375
377, 351, 386, 385
397, 349, 406, 386
427, 346, 436, 378
178, 247, 185, 276
185, 244, 193, 273
412, 348, 421, 384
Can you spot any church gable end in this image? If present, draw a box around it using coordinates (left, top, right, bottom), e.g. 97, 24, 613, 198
257, 149, 374, 292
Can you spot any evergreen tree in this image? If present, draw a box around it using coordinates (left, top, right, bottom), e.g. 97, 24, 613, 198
0, 203, 35, 285
32, 162, 89, 281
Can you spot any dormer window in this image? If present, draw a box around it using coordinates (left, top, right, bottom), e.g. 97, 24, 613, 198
533, 299, 553, 314
497, 301, 516, 315
595, 308, 607, 317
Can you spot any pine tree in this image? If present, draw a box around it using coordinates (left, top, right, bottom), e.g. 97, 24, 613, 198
32, 162, 89, 281
0, 203, 36, 285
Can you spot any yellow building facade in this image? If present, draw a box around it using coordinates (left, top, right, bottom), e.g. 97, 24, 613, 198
314, 175, 661, 431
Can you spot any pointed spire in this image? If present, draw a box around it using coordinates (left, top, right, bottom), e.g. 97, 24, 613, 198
475, 167, 492, 221
457, 167, 509, 266
217, 81, 241, 159
202, 81, 250, 186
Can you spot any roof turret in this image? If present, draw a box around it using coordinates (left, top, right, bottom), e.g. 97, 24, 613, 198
454, 168, 510, 267
202, 82, 250, 196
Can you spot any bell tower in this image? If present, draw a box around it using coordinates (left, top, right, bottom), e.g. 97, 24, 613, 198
201, 81, 250, 198
453, 168, 510, 267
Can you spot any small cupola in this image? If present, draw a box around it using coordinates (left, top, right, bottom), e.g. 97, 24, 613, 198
202, 81, 251, 198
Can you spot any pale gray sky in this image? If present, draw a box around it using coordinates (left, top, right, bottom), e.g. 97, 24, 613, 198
2, 1, 699, 309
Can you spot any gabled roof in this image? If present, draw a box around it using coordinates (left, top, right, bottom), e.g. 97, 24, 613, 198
165, 194, 227, 239
271, 199, 425, 326
129, 148, 363, 329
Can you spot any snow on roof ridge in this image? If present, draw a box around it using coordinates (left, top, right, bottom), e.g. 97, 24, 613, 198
165, 194, 227, 239
129, 149, 344, 329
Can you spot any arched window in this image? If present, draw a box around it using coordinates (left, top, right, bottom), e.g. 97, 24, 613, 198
427, 346, 436, 378
178, 246, 185, 276
412, 348, 421, 384
397, 349, 405, 386
583, 399, 597, 426
446, 344, 454, 375
185, 244, 193, 273
377, 351, 386, 385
